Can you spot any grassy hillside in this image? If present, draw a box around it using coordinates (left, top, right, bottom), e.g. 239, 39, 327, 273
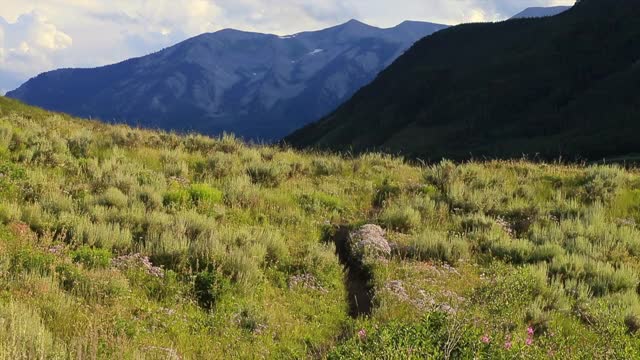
2, 97, 640, 359
286, 0, 640, 161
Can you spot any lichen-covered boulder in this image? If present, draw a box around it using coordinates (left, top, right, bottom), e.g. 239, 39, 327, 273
348, 224, 391, 261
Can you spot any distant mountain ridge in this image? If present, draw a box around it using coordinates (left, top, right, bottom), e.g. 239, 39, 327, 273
7, 19, 448, 140
286, 0, 640, 161
510, 6, 572, 19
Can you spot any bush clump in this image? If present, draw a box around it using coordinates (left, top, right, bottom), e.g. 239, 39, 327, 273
194, 270, 229, 310
379, 204, 421, 233
409, 230, 468, 265
247, 164, 284, 187
373, 179, 401, 207
98, 187, 128, 208
189, 183, 223, 206
10, 248, 55, 275
163, 188, 191, 208
71, 246, 112, 269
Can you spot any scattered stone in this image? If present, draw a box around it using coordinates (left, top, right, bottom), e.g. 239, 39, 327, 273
384, 280, 410, 301
383, 281, 440, 311
616, 218, 636, 227
288, 273, 327, 293
253, 323, 268, 335
112, 253, 164, 278
441, 290, 466, 303
142, 346, 181, 360
439, 303, 456, 314
161, 308, 176, 316
415, 289, 436, 310
48, 244, 65, 255
495, 216, 515, 237
348, 224, 391, 261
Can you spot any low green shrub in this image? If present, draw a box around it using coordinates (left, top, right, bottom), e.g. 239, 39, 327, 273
67, 131, 93, 158
98, 187, 128, 208
10, 248, 55, 275
0, 301, 67, 359
163, 187, 191, 208
222, 249, 263, 289
311, 158, 342, 177
488, 238, 534, 265
379, 205, 421, 233
373, 179, 401, 207
20, 203, 53, 235
71, 246, 112, 269
189, 183, 223, 206
0, 202, 21, 224
580, 166, 625, 203
409, 230, 468, 265
194, 270, 229, 310
298, 192, 345, 214
529, 243, 565, 263
625, 312, 640, 334
247, 164, 284, 187
138, 186, 163, 210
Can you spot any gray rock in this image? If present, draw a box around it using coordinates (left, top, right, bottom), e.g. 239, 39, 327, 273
348, 224, 391, 260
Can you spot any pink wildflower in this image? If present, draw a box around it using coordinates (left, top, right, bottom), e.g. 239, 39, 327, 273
504, 341, 512, 350
357, 329, 367, 340
526, 337, 533, 346
481, 335, 491, 344
527, 327, 535, 336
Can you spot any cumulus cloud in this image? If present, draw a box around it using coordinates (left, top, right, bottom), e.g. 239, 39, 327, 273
0, 0, 574, 93
0, 12, 72, 92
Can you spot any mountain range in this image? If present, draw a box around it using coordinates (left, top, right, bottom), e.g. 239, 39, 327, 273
510, 6, 571, 19
6, 20, 447, 141
286, 0, 640, 161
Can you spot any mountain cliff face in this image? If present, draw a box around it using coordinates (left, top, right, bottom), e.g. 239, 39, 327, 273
6, 20, 447, 140
286, 0, 640, 161
510, 6, 571, 19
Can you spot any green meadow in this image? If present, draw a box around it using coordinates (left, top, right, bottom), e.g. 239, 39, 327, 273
1, 97, 640, 359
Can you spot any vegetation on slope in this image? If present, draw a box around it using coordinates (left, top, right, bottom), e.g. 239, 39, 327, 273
2, 97, 640, 359
286, 0, 640, 161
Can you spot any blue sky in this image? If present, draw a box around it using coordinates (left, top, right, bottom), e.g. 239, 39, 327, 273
0, 0, 574, 94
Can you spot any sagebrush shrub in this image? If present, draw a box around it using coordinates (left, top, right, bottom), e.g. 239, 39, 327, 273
163, 187, 191, 208
409, 230, 468, 264
10, 248, 55, 275
311, 158, 342, 177
581, 166, 625, 203
67, 131, 93, 158
247, 163, 284, 187
372, 178, 401, 207
298, 192, 345, 214
189, 183, 223, 206
379, 204, 421, 233
0, 202, 21, 224
194, 270, 229, 310
138, 186, 163, 210
0, 302, 67, 358
71, 246, 112, 269
98, 187, 128, 208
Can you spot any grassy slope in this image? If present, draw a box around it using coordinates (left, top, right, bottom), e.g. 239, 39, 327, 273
1, 97, 640, 358
286, 0, 640, 161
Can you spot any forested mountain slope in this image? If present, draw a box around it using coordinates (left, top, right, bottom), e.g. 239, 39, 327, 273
286, 0, 640, 161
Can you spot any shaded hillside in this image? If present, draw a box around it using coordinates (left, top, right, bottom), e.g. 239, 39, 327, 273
6, 20, 447, 141
286, 0, 640, 161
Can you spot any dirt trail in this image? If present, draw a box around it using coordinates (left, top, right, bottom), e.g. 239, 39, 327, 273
329, 227, 373, 318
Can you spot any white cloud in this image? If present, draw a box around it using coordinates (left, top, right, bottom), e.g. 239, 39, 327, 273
0, 12, 72, 88
0, 0, 575, 92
